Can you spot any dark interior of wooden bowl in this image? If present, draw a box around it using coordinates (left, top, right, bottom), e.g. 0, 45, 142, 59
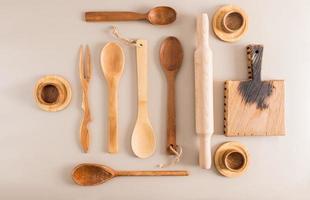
225, 12, 244, 31
226, 152, 245, 170
41, 84, 59, 104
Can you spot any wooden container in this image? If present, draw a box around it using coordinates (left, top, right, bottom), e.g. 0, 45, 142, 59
212, 5, 248, 42
34, 75, 72, 112
214, 141, 249, 177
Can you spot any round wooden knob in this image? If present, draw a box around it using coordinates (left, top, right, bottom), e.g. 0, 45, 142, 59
34, 75, 72, 112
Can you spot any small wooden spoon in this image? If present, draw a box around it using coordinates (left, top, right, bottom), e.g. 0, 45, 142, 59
85, 6, 176, 25
72, 163, 189, 186
100, 42, 125, 153
160, 36, 183, 154
131, 40, 155, 158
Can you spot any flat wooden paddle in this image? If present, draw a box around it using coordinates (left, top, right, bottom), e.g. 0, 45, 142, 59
159, 36, 183, 154
72, 163, 188, 186
224, 44, 285, 136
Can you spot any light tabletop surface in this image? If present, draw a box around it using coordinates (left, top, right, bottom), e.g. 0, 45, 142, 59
1, 0, 310, 199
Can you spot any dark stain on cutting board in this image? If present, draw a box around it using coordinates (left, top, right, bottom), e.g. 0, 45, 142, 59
238, 45, 274, 110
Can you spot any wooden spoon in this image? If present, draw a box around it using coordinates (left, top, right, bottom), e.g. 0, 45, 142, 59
131, 40, 156, 158
85, 6, 176, 25
72, 163, 189, 186
100, 42, 125, 153
159, 36, 183, 154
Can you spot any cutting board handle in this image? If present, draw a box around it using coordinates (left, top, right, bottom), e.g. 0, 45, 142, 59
247, 44, 264, 81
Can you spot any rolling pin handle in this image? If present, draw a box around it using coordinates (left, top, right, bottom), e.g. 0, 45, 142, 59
199, 134, 212, 169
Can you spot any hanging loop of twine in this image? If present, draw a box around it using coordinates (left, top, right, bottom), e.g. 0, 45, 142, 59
111, 26, 139, 47
157, 145, 183, 168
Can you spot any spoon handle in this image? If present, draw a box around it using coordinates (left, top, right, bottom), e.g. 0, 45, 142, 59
85, 12, 147, 22
107, 79, 119, 153
136, 40, 149, 118
166, 74, 177, 153
117, 170, 188, 176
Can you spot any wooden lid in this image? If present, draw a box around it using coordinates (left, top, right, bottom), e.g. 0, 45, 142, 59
34, 75, 72, 112
212, 5, 248, 42
214, 141, 249, 177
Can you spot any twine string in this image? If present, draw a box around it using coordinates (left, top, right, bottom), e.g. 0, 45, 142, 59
157, 145, 183, 168
111, 26, 139, 47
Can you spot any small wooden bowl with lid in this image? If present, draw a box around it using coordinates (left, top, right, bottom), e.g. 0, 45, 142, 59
34, 75, 72, 112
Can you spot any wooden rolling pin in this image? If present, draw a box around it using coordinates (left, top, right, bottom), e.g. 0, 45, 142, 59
194, 13, 214, 169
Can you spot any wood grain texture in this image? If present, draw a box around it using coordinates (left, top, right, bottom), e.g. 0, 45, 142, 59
34, 75, 72, 112
159, 36, 183, 154
85, 12, 147, 22
212, 5, 248, 42
85, 6, 176, 25
100, 42, 125, 153
224, 44, 285, 136
79, 46, 92, 153
194, 13, 214, 169
131, 40, 156, 159
72, 163, 188, 186
214, 141, 249, 177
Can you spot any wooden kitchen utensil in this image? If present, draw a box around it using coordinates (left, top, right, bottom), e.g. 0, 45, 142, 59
131, 40, 156, 159
85, 6, 176, 25
224, 44, 285, 136
194, 13, 214, 169
100, 42, 125, 153
212, 5, 248, 42
214, 141, 249, 177
34, 75, 72, 112
72, 163, 188, 186
159, 36, 183, 154
79, 45, 92, 153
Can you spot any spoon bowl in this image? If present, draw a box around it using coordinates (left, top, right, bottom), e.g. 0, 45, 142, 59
147, 6, 177, 25
101, 42, 124, 78
131, 119, 156, 158
72, 164, 115, 186
160, 36, 183, 72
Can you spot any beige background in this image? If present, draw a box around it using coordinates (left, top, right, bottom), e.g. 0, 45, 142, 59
1, 0, 310, 199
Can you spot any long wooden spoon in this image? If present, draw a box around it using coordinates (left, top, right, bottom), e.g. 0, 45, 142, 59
100, 42, 125, 153
131, 40, 156, 158
85, 6, 176, 25
160, 36, 183, 154
72, 163, 188, 186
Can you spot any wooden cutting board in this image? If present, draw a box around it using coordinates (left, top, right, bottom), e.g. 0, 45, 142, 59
224, 44, 285, 136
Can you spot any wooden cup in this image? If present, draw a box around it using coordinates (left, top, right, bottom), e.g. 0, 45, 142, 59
222, 10, 245, 33
34, 75, 72, 112
223, 149, 247, 173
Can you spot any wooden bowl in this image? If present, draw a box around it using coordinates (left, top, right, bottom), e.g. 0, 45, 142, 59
34, 75, 72, 112
212, 5, 248, 42
214, 141, 249, 177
